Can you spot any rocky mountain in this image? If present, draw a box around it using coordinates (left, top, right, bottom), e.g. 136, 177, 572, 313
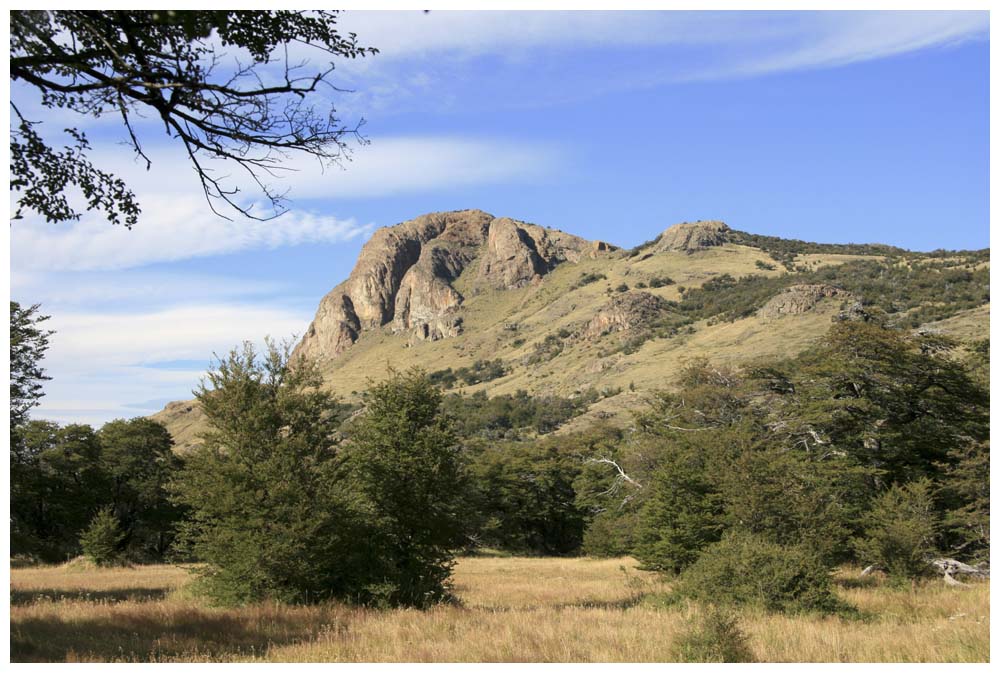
153, 210, 989, 452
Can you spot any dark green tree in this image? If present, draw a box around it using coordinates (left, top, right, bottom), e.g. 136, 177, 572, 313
345, 369, 468, 607
854, 479, 941, 579
468, 439, 585, 555
80, 506, 127, 566
11, 10, 377, 224
171, 340, 360, 605
97, 418, 181, 560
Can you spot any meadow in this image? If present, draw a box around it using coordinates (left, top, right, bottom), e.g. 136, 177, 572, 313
10, 555, 989, 663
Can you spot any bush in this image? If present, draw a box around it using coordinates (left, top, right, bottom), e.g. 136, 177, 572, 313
80, 506, 126, 566
670, 606, 756, 663
676, 531, 839, 614
854, 479, 940, 579
648, 275, 675, 288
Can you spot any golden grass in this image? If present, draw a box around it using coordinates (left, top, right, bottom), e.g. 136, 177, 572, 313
10, 556, 989, 663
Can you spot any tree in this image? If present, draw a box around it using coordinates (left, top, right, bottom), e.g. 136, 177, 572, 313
80, 506, 127, 566
97, 418, 181, 560
10, 301, 53, 436
170, 340, 362, 605
345, 369, 468, 607
468, 439, 586, 555
854, 479, 941, 579
11, 10, 377, 224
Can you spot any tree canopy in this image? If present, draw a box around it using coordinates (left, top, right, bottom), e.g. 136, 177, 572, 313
10, 10, 377, 224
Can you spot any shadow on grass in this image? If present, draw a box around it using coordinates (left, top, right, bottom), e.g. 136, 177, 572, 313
10, 605, 347, 662
10, 588, 171, 606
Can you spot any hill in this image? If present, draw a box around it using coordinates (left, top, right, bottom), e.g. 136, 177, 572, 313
153, 209, 989, 451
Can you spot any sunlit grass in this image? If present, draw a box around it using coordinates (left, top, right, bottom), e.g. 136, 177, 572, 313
10, 556, 989, 662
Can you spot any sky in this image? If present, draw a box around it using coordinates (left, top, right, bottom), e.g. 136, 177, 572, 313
8, 10, 991, 426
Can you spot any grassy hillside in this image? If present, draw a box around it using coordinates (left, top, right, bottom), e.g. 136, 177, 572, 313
153, 236, 989, 452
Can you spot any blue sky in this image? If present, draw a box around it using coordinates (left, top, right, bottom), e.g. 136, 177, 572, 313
9, 10, 990, 426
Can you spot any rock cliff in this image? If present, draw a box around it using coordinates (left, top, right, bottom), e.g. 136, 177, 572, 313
583, 291, 670, 339
295, 210, 611, 362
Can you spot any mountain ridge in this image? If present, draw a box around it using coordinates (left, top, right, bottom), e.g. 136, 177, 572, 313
153, 210, 990, 452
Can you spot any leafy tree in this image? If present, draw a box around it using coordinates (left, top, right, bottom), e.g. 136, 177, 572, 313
11, 10, 377, 223
171, 340, 362, 605
467, 439, 585, 555
10, 421, 107, 561
937, 439, 989, 563
345, 369, 468, 607
97, 418, 181, 560
80, 506, 127, 566
676, 530, 839, 614
854, 479, 941, 579
794, 322, 988, 488
10, 301, 53, 436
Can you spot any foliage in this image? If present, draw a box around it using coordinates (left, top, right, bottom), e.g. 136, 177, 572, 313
670, 606, 756, 663
937, 440, 990, 563
674, 256, 989, 326
676, 530, 839, 614
525, 333, 567, 364
428, 359, 508, 389
647, 275, 675, 288
573, 272, 607, 288
344, 369, 467, 607
467, 440, 585, 555
10, 10, 377, 223
171, 340, 359, 605
443, 388, 598, 439
854, 479, 941, 579
97, 418, 182, 560
10, 301, 53, 435
80, 506, 127, 567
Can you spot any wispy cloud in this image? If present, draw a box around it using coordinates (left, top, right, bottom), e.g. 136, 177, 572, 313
35, 303, 313, 425
324, 10, 988, 112
11, 198, 371, 272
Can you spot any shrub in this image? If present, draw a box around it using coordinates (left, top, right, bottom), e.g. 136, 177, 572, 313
80, 506, 126, 566
671, 606, 756, 663
574, 272, 607, 288
615, 283, 630, 292
648, 275, 675, 288
754, 259, 776, 271
675, 530, 839, 614
854, 479, 940, 579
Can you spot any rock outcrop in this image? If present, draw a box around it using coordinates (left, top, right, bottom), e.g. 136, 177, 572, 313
656, 220, 730, 253
477, 218, 597, 289
584, 291, 670, 339
758, 284, 852, 319
296, 210, 604, 362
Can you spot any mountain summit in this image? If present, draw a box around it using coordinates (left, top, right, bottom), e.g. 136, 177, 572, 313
294, 210, 618, 362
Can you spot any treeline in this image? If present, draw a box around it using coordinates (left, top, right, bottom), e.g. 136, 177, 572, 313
11, 418, 182, 563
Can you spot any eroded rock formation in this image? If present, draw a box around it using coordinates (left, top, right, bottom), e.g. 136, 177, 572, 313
295, 210, 607, 362
758, 284, 852, 319
584, 291, 670, 339
656, 220, 730, 253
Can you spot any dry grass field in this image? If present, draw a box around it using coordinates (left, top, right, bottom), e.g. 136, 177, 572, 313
10, 555, 989, 663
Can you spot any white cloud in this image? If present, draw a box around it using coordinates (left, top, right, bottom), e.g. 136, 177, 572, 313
11, 199, 372, 271
335, 10, 987, 73
34, 303, 314, 426
702, 11, 989, 80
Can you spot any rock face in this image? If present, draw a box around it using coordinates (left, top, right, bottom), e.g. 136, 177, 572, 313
584, 291, 670, 339
657, 220, 730, 253
295, 210, 604, 362
758, 284, 852, 319
477, 217, 598, 289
